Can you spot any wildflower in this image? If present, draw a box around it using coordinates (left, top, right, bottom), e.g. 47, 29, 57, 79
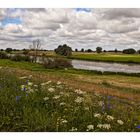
60, 102, 66, 106
69, 127, 78, 132
46, 80, 51, 84
61, 119, 68, 124
16, 96, 21, 102
44, 97, 49, 101
97, 124, 111, 130
48, 87, 55, 92
84, 107, 90, 111
117, 120, 124, 125
21, 85, 26, 92
53, 95, 60, 99
87, 125, 94, 131
57, 81, 61, 85
106, 115, 114, 121
94, 113, 101, 118
34, 85, 38, 88
98, 101, 104, 106
28, 82, 33, 86
27, 87, 34, 93
75, 89, 86, 94
137, 125, 140, 129
75, 96, 84, 103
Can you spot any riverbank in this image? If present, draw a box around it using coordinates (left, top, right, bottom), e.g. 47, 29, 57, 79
0, 59, 140, 102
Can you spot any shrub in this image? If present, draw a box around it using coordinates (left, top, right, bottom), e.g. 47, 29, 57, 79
5, 48, 12, 53
123, 48, 136, 54
43, 58, 73, 69
0, 52, 8, 59
10, 54, 31, 62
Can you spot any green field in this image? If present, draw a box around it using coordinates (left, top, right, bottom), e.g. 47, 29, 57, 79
70, 52, 140, 63
0, 59, 140, 132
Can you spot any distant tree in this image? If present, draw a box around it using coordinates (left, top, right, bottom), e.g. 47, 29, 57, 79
86, 49, 92, 53
75, 48, 78, 52
96, 47, 102, 53
115, 48, 118, 53
29, 39, 41, 63
103, 50, 106, 53
0, 49, 4, 51
5, 48, 12, 53
81, 48, 84, 52
55, 44, 72, 57
122, 48, 136, 54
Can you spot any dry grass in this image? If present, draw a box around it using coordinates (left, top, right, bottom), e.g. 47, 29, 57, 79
11, 67, 140, 102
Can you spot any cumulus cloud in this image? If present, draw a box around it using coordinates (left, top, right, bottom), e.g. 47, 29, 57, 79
0, 8, 140, 50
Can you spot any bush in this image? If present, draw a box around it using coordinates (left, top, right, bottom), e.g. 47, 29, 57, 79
0, 52, 8, 59
10, 55, 31, 62
55, 44, 72, 56
43, 58, 73, 69
123, 48, 136, 54
5, 48, 12, 53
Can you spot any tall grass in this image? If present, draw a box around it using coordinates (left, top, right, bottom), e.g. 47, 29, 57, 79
0, 68, 140, 132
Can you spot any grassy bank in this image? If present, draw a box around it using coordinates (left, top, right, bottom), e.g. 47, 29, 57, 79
0, 67, 140, 132
70, 52, 140, 64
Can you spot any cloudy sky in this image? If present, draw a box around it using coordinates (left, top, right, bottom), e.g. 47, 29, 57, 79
0, 8, 140, 50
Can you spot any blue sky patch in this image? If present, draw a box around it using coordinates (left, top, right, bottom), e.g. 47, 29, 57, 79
76, 8, 91, 13
1, 17, 22, 26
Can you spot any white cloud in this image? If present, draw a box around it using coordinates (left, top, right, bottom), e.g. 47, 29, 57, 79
0, 8, 140, 50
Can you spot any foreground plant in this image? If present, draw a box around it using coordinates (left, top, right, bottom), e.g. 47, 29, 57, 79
0, 68, 140, 132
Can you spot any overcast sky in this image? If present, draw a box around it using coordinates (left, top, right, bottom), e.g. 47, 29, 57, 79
0, 8, 140, 50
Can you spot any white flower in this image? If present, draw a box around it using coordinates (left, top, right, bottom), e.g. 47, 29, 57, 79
44, 97, 49, 101
46, 80, 52, 84
28, 82, 33, 86
97, 124, 111, 130
87, 125, 94, 131
106, 115, 114, 121
48, 87, 55, 92
117, 120, 124, 125
75, 89, 86, 94
94, 113, 101, 118
27, 87, 34, 93
61, 119, 68, 124
60, 102, 66, 106
75, 97, 84, 103
21, 85, 26, 91
98, 101, 104, 106
41, 81, 52, 86
34, 85, 38, 87
69, 127, 78, 132
53, 95, 60, 99
57, 81, 61, 85
84, 107, 90, 111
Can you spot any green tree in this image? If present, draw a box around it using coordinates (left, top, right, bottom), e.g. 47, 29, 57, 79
96, 47, 102, 53
55, 44, 72, 57
122, 48, 136, 54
